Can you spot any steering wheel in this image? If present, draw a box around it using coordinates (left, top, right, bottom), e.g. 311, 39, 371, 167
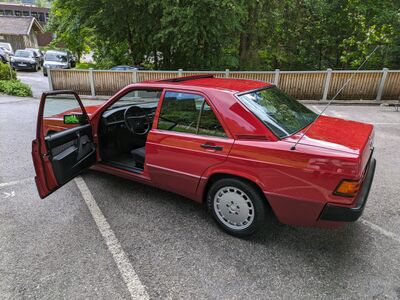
124, 105, 151, 135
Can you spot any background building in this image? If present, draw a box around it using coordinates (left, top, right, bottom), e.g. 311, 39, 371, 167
0, 2, 52, 46
0, 16, 44, 50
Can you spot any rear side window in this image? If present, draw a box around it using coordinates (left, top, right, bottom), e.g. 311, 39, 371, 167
157, 91, 226, 137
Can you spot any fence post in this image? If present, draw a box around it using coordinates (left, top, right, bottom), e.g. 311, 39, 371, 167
89, 68, 95, 97
47, 68, 53, 91
274, 69, 280, 86
178, 68, 183, 77
322, 68, 332, 101
376, 68, 388, 101
225, 69, 230, 78
132, 69, 138, 83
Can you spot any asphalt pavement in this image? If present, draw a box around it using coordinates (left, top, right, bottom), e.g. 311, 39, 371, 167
17, 69, 49, 98
1, 82, 400, 299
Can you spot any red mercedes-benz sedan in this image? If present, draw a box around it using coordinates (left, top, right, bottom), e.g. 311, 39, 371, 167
32, 75, 376, 237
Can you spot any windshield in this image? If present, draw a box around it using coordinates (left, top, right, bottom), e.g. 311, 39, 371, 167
0, 43, 11, 51
238, 87, 317, 138
26, 49, 40, 55
45, 52, 67, 62
15, 50, 33, 58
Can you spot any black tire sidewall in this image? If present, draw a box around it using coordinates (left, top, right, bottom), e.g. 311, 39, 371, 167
207, 178, 267, 237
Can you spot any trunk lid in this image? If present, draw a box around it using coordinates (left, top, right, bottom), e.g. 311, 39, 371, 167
285, 115, 374, 175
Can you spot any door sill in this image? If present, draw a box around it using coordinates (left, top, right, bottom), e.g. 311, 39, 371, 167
101, 160, 144, 174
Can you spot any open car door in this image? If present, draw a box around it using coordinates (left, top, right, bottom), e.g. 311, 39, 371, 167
32, 90, 97, 198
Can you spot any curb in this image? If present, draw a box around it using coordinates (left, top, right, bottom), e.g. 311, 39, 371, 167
299, 100, 399, 106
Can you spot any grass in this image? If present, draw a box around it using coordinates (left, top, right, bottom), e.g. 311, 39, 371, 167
76, 63, 97, 69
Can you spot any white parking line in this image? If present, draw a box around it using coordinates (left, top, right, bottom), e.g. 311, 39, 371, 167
360, 219, 400, 245
74, 176, 149, 300
0, 178, 32, 188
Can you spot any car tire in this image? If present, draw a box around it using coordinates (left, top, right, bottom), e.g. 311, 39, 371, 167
207, 178, 268, 237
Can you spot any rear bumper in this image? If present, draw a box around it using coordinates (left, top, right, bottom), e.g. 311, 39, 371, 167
319, 158, 376, 222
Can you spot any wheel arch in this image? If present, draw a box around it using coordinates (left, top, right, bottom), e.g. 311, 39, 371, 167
200, 172, 272, 211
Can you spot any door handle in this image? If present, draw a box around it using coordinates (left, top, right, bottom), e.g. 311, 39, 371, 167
201, 143, 223, 151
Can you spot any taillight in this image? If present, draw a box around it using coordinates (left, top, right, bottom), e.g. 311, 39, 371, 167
334, 180, 360, 197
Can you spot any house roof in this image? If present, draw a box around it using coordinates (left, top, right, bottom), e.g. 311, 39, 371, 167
0, 16, 44, 35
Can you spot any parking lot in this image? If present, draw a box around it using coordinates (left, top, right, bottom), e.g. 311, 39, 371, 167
1, 92, 400, 299
17, 70, 49, 98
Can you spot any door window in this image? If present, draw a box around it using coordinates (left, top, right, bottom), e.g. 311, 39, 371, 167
198, 102, 226, 137
42, 94, 102, 136
157, 91, 226, 137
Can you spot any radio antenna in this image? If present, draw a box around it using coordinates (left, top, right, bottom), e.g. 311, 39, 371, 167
290, 45, 380, 151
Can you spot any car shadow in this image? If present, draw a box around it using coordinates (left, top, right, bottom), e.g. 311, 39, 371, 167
84, 169, 367, 252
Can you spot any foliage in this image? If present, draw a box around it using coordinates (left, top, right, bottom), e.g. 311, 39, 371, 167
75, 62, 97, 69
0, 80, 32, 97
48, 0, 400, 71
46, 0, 92, 61
0, 62, 16, 80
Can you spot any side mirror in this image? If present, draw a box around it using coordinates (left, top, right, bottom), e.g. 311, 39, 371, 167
63, 113, 86, 125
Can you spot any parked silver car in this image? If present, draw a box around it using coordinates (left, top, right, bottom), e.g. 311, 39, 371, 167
0, 42, 14, 56
0, 47, 10, 63
43, 50, 73, 76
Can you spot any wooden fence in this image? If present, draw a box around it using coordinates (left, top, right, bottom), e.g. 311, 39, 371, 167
48, 68, 400, 100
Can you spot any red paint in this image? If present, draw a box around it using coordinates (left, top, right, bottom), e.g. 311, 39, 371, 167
32, 77, 375, 228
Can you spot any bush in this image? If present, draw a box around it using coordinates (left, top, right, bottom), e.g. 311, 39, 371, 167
0, 80, 32, 97
0, 62, 16, 80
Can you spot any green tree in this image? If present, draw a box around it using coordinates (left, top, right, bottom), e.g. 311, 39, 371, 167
47, 0, 400, 70
46, 0, 92, 61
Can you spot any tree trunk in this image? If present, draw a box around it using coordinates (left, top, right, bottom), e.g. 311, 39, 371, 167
126, 22, 136, 65
154, 49, 158, 69
238, 1, 259, 70
239, 33, 251, 69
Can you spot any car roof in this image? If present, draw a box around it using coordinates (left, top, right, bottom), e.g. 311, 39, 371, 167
46, 50, 67, 55
147, 75, 272, 93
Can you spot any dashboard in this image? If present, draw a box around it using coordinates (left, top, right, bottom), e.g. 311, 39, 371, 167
101, 102, 158, 130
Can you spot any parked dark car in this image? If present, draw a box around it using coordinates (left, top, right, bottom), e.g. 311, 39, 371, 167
11, 49, 41, 72
43, 50, 74, 76
25, 48, 44, 66
67, 51, 77, 68
110, 65, 146, 71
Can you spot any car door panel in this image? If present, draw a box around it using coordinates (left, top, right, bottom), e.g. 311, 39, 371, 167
146, 89, 234, 199
32, 91, 97, 198
146, 130, 234, 200
45, 124, 96, 185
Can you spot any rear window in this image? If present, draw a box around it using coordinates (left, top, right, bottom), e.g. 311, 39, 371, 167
238, 87, 317, 138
